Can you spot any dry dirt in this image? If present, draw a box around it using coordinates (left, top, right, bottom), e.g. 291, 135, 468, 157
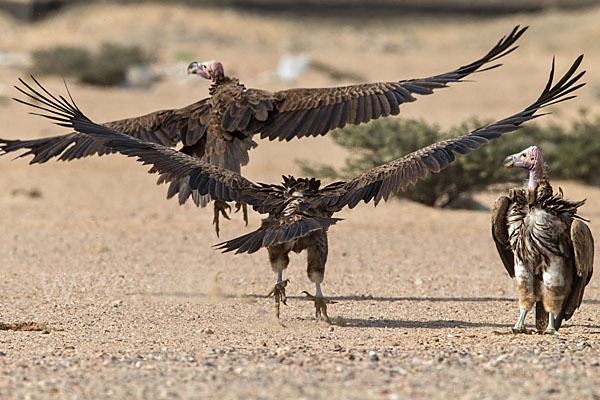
1, 3, 600, 399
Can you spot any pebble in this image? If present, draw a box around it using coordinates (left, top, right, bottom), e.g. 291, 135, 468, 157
0, 351, 6, 356
41, 330, 50, 335
369, 351, 379, 362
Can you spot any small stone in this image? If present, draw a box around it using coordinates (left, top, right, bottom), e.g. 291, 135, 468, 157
204, 329, 214, 335
41, 330, 50, 335
369, 351, 379, 362
328, 326, 334, 332
112, 300, 122, 308
0, 351, 6, 356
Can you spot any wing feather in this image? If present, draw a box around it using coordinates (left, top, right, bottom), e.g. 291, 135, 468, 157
316, 55, 585, 211
492, 195, 515, 278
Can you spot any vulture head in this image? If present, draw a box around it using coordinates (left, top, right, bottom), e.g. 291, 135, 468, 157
503, 146, 546, 192
187, 60, 224, 81
503, 145, 543, 170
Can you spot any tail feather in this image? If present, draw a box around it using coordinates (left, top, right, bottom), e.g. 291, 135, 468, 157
215, 216, 342, 254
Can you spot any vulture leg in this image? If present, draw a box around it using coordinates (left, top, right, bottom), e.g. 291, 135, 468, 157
511, 309, 530, 334
544, 312, 559, 335
303, 283, 336, 324
512, 263, 535, 334
234, 202, 249, 226
213, 201, 232, 237
267, 246, 291, 322
535, 301, 549, 333
301, 231, 336, 324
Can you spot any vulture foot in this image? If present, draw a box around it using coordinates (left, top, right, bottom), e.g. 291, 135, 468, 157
213, 200, 232, 237
302, 291, 336, 324
267, 279, 289, 321
543, 312, 560, 334
234, 202, 249, 226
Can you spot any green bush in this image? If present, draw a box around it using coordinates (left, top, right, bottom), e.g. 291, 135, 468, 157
31, 43, 153, 86
299, 112, 600, 207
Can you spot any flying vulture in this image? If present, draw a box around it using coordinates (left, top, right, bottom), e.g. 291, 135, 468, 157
10, 55, 584, 324
492, 145, 594, 334
1, 26, 527, 236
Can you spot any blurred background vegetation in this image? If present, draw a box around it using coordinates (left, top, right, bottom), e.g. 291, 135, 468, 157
299, 110, 600, 207
30, 43, 153, 86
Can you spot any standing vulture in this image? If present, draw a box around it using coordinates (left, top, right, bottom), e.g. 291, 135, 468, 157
492, 146, 594, 334
2, 26, 526, 236
11, 55, 584, 323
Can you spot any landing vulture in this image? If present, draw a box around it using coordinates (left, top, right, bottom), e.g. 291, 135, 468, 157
2, 26, 527, 236
11, 55, 584, 323
492, 145, 594, 334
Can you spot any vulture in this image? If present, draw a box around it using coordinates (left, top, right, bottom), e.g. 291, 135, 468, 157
10, 55, 584, 324
492, 145, 594, 334
1, 26, 527, 236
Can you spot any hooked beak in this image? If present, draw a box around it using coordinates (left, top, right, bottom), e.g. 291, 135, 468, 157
503, 154, 516, 168
187, 61, 199, 75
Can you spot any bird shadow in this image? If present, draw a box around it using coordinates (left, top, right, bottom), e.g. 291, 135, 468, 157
144, 292, 600, 306
336, 318, 508, 329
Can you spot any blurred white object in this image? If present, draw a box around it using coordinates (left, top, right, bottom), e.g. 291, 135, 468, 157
277, 54, 310, 82
0, 51, 30, 68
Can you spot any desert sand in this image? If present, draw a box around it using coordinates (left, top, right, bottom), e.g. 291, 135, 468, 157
1, 3, 600, 399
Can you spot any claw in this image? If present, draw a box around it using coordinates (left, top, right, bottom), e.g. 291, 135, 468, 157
302, 291, 336, 324
234, 202, 249, 226
213, 200, 232, 237
267, 279, 289, 321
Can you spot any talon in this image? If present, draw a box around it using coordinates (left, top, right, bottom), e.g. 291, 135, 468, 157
544, 328, 560, 335
233, 202, 249, 226
213, 201, 232, 237
302, 291, 336, 324
268, 279, 289, 321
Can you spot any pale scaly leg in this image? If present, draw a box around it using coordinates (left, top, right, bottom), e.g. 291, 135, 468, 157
544, 312, 560, 335
303, 283, 336, 324
512, 309, 531, 334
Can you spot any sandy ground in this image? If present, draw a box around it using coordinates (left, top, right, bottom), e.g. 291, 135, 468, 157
1, 3, 600, 399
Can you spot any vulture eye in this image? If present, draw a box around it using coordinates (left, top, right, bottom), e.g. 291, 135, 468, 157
520, 153, 526, 158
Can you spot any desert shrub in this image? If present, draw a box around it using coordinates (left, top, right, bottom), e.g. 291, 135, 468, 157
299, 112, 600, 207
31, 46, 91, 77
31, 43, 152, 86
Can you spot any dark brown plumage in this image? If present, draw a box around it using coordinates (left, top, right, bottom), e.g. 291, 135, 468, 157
11, 55, 584, 324
492, 145, 594, 334
1, 26, 526, 236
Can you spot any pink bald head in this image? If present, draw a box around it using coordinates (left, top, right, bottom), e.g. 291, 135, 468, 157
503, 146, 543, 170
187, 60, 224, 81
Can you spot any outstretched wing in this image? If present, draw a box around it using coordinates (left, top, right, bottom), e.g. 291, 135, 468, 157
3, 77, 211, 164
491, 195, 515, 278
315, 55, 585, 211
252, 26, 527, 141
9, 81, 287, 213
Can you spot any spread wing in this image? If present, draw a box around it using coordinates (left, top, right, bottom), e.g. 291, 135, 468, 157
491, 195, 515, 277
8, 80, 287, 214
314, 55, 585, 212
251, 26, 527, 141
3, 76, 211, 164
